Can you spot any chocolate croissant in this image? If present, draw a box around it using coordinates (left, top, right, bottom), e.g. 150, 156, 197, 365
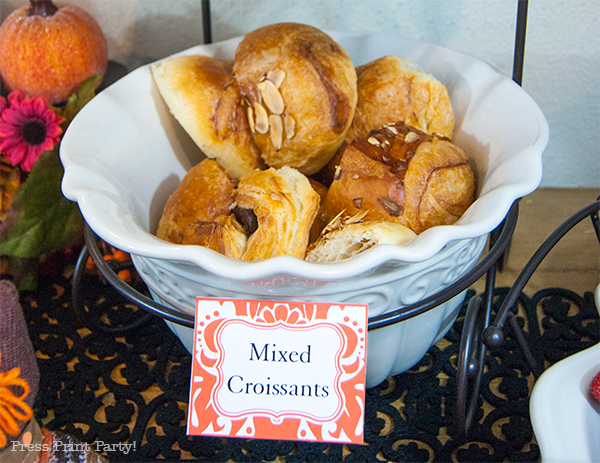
233, 166, 320, 260
181, 214, 247, 259
156, 159, 237, 244
315, 121, 475, 235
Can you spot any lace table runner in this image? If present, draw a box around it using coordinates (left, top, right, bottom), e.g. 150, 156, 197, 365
19, 270, 599, 462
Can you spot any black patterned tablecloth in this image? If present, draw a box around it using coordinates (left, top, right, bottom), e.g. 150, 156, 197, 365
19, 267, 599, 462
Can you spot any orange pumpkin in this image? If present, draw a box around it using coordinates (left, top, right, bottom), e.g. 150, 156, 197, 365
0, 0, 108, 104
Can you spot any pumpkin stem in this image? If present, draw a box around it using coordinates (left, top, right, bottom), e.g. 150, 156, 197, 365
26, 0, 59, 17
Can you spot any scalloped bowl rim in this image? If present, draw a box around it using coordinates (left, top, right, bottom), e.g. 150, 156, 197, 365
60, 31, 548, 281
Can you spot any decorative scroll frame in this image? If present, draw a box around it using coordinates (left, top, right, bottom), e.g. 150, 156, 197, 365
187, 298, 368, 444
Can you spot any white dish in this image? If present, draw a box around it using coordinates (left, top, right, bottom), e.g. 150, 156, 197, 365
60, 31, 548, 278
530, 285, 600, 463
530, 344, 600, 463
60, 31, 548, 386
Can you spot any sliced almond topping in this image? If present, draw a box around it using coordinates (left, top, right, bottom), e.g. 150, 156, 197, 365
260, 79, 285, 115
385, 124, 398, 135
334, 165, 342, 180
253, 102, 269, 134
346, 209, 368, 223
267, 69, 286, 88
269, 114, 283, 151
405, 132, 419, 143
322, 210, 346, 235
352, 198, 363, 209
378, 197, 402, 217
284, 114, 295, 139
247, 106, 255, 133
352, 174, 359, 180
367, 136, 381, 146
257, 81, 267, 106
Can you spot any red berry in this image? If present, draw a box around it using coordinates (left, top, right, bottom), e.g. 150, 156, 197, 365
591, 371, 600, 402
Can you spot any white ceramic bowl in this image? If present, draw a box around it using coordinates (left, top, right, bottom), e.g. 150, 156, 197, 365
60, 31, 548, 387
530, 285, 600, 462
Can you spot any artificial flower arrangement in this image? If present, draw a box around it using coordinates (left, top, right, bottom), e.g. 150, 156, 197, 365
0, 76, 101, 289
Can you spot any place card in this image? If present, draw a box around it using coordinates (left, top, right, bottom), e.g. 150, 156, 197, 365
187, 297, 368, 444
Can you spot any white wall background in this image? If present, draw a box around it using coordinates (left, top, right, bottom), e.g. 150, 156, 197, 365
2, 0, 598, 188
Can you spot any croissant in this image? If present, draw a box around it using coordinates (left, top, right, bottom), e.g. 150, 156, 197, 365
181, 214, 247, 259
233, 166, 320, 260
316, 55, 456, 187
316, 121, 475, 235
151, 55, 265, 180
233, 22, 357, 175
306, 214, 417, 263
347, 55, 455, 143
156, 159, 237, 244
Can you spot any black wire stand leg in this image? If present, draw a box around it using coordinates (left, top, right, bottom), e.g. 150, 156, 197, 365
72, 222, 195, 329
455, 198, 600, 437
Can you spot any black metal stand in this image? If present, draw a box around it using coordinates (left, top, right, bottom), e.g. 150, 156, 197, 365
455, 198, 600, 437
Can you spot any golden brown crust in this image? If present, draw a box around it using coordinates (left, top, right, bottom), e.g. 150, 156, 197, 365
402, 137, 475, 233
233, 23, 357, 175
315, 56, 455, 186
346, 55, 455, 143
151, 55, 265, 179
233, 166, 320, 260
315, 122, 475, 235
156, 159, 237, 244
181, 214, 247, 259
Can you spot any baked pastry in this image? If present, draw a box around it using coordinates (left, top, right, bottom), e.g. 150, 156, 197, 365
181, 214, 247, 259
315, 56, 455, 187
306, 214, 417, 263
233, 166, 320, 260
151, 55, 265, 179
346, 55, 455, 143
307, 178, 329, 242
233, 22, 357, 175
316, 121, 475, 235
156, 159, 237, 244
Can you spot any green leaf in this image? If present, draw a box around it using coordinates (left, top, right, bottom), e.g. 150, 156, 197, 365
2, 257, 39, 291
0, 75, 101, 260
0, 149, 84, 258
56, 74, 102, 125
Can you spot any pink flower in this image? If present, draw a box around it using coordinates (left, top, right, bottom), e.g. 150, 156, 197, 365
0, 96, 6, 115
0, 90, 65, 171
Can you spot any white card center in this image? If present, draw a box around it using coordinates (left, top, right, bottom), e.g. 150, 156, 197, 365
215, 321, 344, 420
